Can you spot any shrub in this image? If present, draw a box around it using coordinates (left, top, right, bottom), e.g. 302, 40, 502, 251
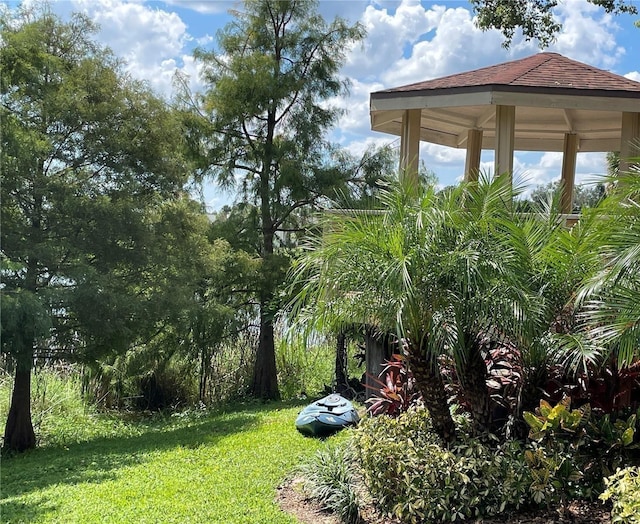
298, 441, 362, 524
353, 408, 532, 522
522, 398, 640, 503
600, 467, 640, 523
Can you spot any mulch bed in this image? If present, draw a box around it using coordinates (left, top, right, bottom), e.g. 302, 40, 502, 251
277, 477, 613, 524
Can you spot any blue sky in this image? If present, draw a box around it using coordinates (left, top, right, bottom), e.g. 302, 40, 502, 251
6, 0, 640, 209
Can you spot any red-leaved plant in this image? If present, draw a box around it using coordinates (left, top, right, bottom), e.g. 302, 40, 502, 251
366, 354, 421, 416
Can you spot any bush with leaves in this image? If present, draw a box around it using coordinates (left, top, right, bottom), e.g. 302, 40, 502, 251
523, 398, 640, 504
353, 408, 532, 522
298, 441, 362, 524
600, 467, 640, 523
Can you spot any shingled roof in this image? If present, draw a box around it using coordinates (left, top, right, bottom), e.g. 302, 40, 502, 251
374, 52, 640, 98
369, 52, 640, 153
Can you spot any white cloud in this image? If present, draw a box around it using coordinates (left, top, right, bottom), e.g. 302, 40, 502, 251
513, 151, 607, 197
40, 0, 626, 192
340, 135, 399, 161
71, 0, 192, 96
163, 0, 232, 14
575, 152, 608, 185
381, 7, 527, 87
549, 0, 625, 68
343, 0, 444, 81
334, 0, 626, 189
625, 71, 640, 82
331, 79, 385, 139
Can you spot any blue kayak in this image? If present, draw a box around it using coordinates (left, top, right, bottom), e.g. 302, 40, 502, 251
295, 394, 360, 437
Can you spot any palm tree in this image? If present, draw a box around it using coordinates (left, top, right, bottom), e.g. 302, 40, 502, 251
571, 163, 640, 370
289, 174, 566, 441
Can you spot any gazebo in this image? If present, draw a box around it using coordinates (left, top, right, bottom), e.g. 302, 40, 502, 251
369, 52, 640, 214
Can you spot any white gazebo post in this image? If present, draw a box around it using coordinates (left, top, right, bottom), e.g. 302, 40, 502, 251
620, 112, 640, 174
400, 109, 421, 187
494, 105, 515, 179
464, 128, 483, 182
560, 133, 578, 215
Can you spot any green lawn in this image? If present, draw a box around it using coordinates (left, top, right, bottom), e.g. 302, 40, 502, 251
1, 402, 330, 523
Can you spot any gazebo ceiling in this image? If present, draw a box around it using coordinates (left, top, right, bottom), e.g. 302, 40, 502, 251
370, 53, 640, 153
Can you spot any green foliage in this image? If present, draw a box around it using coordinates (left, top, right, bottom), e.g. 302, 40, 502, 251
524, 398, 592, 441
298, 442, 362, 524
202, 334, 257, 404
290, 172, 596, 439
1, 5, 207, 450
470, 0, 560, 48
573, 167, 640, 369
0, 289, 51, 365
471, 0, 637, 48
523, 398, 640, 503
276, 334, 336, 400
191, 0, 380, 399
0, 368, 144, 449
524, 444, 588, 505
601, 467, 640, 523
523, 180, 606, 213
353, 409, 532, 522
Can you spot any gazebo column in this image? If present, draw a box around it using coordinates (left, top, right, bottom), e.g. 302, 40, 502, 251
620, 112, 640, 173
494, 105, 515, 179
400, 109, 421, 187
560, 133, 578, 215
464, 128, 483, 182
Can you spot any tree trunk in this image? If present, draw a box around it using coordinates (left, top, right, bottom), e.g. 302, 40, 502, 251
335, 331, 349, 396
458, 344, 493, 435
3, 359, 36, 453
251, 306, 280, 400
407, 346, 456, 443
250, 100, 281, 401
4, 243, 39, 452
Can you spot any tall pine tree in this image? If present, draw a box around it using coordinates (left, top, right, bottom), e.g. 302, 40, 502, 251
193, 0, 365, 399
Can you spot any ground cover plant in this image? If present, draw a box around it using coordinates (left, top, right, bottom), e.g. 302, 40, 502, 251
0, 374, 331, 524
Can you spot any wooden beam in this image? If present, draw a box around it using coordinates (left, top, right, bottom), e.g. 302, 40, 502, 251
560, 133, 578, 215
371, 110, 405, 129
495, 105, 515, 179
563, 109, 575, 132
620, 112, 640, 173
464, 129, 483, 182
475, 107, 496, 129
473, 136, 618, 153
400, 109, 421, 187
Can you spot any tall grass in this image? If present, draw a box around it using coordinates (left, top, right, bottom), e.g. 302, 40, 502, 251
1, 367, 145, 448
277, 334, 335, 400
276, 330, 366, 401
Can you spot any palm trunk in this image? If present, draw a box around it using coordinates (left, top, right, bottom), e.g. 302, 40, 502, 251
407, 346, 456, 443
458, 344, 492, 434
3, 357, 36, 452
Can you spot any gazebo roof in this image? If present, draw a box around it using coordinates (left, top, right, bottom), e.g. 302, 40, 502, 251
370, 52, 640, 152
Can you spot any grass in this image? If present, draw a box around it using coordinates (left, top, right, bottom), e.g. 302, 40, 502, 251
1, 388, 342, 523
